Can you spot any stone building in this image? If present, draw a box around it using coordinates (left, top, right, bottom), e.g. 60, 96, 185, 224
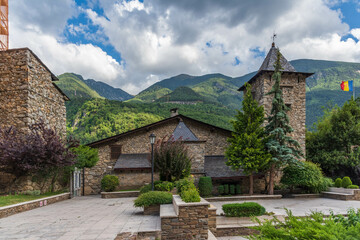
239, 43, 313, 155
85, 109, 255, 194
0, 48, 69, 136
0, 48, 69, 193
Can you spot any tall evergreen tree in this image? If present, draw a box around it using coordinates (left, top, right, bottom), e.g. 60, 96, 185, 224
226, 83, 271, 195
265, 49, 302, 195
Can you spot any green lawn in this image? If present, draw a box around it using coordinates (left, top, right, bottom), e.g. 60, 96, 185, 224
0, 191, 65, 207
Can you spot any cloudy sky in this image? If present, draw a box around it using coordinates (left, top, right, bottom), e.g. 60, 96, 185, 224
9, 0, 360, 94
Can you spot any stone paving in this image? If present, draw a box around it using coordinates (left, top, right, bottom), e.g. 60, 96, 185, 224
210, 197, 360, 216
0, 196, 159, 240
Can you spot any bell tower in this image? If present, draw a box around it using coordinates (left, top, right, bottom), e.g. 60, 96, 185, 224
238, 42, 313, 156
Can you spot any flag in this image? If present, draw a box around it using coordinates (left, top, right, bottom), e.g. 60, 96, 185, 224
341, 81, 353, 91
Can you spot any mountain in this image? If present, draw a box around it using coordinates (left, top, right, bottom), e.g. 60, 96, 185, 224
56, 73, 104, 99
156, 86, 209, 103
56, 73, 133, 101
84, 79, 133, 101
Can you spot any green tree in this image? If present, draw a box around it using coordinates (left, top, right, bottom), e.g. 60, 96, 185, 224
307, 97, 360, 179
225, 83, 271, 195
72, 145, 99, 168
265, 49, 302, 195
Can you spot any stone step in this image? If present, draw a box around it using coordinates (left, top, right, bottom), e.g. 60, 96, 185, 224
208, 230, 217, 240
160, 204, 177, 218
322, 191, 353, 196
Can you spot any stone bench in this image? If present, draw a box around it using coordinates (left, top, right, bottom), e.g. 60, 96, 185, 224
322, 187, 360, 201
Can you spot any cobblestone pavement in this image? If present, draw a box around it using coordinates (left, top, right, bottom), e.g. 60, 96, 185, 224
210, 197, 360, 216
0, 196, 160, 240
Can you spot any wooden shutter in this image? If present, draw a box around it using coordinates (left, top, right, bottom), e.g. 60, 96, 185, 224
110, 145, 122, 159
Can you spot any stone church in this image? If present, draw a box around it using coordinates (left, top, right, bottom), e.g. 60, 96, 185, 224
85, 43, 313, 194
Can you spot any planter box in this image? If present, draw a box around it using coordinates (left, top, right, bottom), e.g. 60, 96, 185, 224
144, 205, 160, 215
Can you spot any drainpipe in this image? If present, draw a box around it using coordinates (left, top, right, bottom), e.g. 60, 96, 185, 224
82, 168, 85, 196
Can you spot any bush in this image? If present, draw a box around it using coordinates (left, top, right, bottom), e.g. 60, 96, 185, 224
218, 185, 224, 195
230, 185, 235, 195
181, 188, 201, 203
176, 177, 196, 195
139, 184, 152, 194
224, 184, 229, 194
347, 185, 359, 189
334, 178, 342, 188
198, 177, 213, 197
281, 162, 332, 193
101, 175, 119, 192
134, 191, 173, 207
342, 177, 352, 188
155, 181, 174, 192
222, 202, 266, 217
236, 184, 241, 195
23, 190, 41, 196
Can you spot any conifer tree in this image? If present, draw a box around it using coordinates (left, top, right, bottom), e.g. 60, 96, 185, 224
265, 49, 302, 195
226, 83, 271, 195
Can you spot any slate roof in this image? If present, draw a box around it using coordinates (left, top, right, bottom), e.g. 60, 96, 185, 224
204, 155, 246, 179
114, 153, 150, 170
238, 43, 314, 91
171, 121, 199, 141
258, 43, 296, 72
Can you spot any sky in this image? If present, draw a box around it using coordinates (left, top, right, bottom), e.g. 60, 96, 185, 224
9, 0, 360, 94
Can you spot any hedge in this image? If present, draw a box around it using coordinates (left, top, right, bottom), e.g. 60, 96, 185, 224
222, 202, 266, 217
181, 188, 201, 203
198, 177, 212, 197
134, 191, 173, 207
342, 177, 352, 188
218, 185, 224, 195
334, 178, 342, 188
347, 185, 359, 189
224, 184, 229, 195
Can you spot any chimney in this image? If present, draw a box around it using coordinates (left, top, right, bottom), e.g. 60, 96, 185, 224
170, 108, 179, 117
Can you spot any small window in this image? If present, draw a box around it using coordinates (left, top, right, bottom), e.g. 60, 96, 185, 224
110, 145, 122, 159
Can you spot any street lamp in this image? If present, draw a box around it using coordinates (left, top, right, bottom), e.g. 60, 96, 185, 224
149, 133, 156, 191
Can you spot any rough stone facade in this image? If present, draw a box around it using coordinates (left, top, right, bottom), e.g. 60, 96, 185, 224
247, 72, 307, 156
85, 116, 231, 194
0, 48, 67, 136
0, 48, 68, 193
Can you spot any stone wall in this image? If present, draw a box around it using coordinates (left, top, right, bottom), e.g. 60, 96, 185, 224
0, 48, 68, 194
85, 117, 231, 194
249, 72, 306, 156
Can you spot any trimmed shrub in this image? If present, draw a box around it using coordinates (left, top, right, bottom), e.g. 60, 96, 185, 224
224, 184, 229, 194
134, 191, 173, 207
342, 177, 352, 188
334, 178, 342, 188
101, 175, 119, 192
235, 184, 241, 195
155, 181, 174, 192
230, 185, 235, 195
347, 185, 359, 189
222, 202, 266, 217
198, 177, 213, 197
181, 188, 201, 203
218, 185, 224, 195
281, 162, 332, 193
139, 184, 152, 194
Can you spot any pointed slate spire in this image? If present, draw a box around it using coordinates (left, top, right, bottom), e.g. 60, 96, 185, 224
258, 43, 296, 72
171, 120, 199, 141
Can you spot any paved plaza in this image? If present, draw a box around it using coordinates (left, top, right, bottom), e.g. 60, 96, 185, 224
0, 196, 159, 240
0, 196, 360, 239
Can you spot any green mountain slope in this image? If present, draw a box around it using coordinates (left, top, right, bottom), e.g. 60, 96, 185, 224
56, 73, 104, 99
128, 85, 172, 102
84, 79, 133, 101
156, 86, 208, 103
66, 98, 235, 144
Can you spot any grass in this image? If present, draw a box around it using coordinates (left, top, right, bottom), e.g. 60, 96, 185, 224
0, 191, 65, 207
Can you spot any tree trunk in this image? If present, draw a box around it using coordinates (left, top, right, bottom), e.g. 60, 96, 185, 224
249, 173, 254, 195
268, 164, 275, 195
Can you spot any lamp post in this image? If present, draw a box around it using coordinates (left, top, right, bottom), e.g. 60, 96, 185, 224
149, 133, 156, 191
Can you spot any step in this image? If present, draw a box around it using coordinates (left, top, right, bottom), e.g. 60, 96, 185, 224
205, 194, 282, 202
208, 230, 217, 240
160, 204, 177, 218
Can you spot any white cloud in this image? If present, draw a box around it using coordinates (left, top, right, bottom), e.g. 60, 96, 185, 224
8, 0, 360, 94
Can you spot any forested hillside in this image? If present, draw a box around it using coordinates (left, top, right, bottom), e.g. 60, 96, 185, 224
59, 59, 360, 144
